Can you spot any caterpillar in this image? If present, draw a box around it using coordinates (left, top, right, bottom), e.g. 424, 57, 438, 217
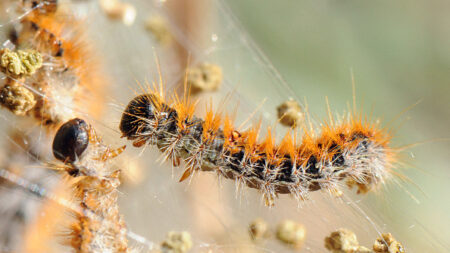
119, 87, 396, 205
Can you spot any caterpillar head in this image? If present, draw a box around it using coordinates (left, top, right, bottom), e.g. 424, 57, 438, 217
120, 93, 177, 147
52, 118, 89, 165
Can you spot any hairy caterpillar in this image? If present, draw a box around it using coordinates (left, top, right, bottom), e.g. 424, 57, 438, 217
119, 86, 396, 205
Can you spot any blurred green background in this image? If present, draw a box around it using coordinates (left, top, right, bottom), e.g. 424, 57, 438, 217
225, 0, 450, 251
1, 0, 448, 252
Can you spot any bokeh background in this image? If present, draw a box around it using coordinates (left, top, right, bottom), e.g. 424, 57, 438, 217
0, 0, 449, 252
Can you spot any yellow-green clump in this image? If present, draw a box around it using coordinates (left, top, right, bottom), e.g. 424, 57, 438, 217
145, 16, 173, 46
277, 99, 304, 127
249, 218, 270, 241
324, 228, 371, 253
373, 233, 405, 253
186, 63, 223, 94
161, 231, 193, 253
0, 82, 36, 115
0, 48, 43, 78
276, 219, 306, 249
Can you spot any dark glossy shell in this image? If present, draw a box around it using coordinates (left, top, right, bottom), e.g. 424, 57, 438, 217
52, 118, 89, 163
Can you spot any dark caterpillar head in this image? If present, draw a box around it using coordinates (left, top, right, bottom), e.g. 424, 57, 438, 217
120, 94, 159, 139
120, 94, 178, 140
52, 118, 89, 163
